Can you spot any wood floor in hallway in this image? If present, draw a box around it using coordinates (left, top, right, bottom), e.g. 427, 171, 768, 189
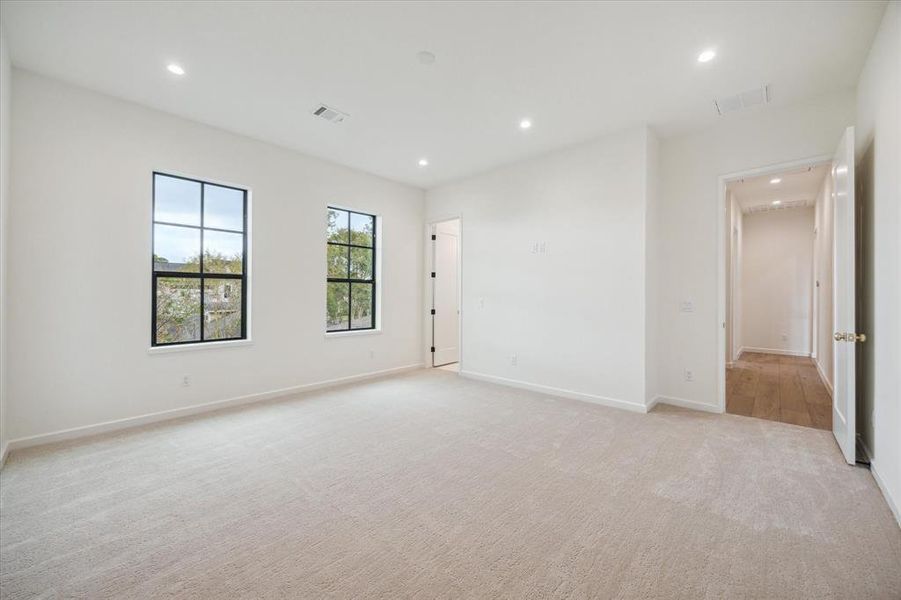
726, 352, 832, 430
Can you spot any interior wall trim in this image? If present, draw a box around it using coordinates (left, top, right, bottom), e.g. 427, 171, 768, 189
1, 363, 424, 464
461, 370, 648, 413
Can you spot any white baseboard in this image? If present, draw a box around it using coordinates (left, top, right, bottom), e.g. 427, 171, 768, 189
2, 363, 424, 459
649, 395, 723, 414
858, 440, 901, 529
740, 346, 811, 358
813, 357, 834, 397
872, 463, 901, 529
460, 370, 647, 413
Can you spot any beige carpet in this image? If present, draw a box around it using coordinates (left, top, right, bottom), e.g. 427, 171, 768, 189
1, 369, 899, 599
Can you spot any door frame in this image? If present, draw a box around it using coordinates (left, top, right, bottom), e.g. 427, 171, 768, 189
424, 215, 463, 371
715, 154, 831, 412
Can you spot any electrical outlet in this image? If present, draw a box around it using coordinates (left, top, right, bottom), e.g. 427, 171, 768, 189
780, 333, 788, 341
478, 297, 485, 309
680, 301, 694, 313
684, 369, 694, 382
511, 354, 518, 366
531, 242, 539, 254
182, 375, 191, 387
539, 241, 547, 254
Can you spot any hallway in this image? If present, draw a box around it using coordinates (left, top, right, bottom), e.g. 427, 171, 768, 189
726, 352, 832, 430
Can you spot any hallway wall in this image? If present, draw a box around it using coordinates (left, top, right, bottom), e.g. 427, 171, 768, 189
813, 173, 834, 391
726, 192, 743, 364
740, 207, 815, 356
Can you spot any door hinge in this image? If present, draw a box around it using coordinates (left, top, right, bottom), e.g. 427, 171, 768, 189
430, 346, 436, 353
431, 272, 436, 278
431, 234, 436, 241
430, 309, 436, 315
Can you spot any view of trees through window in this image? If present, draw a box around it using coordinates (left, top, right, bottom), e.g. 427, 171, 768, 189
152, 173, 247, 345
327, 207, 375, 331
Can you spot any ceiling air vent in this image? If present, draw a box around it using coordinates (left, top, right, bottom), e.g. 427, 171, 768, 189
744, 199, 813, 214
311, 103, 349, 124
714, 85, 771, 116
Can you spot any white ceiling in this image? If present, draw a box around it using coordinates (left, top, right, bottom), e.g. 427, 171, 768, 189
728, 163, 829, 213
0, 1, 886, 188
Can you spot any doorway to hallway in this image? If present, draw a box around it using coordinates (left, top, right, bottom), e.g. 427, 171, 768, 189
430, 218, 461, 369
727, 352, 831, 429
722, 159, 834, 432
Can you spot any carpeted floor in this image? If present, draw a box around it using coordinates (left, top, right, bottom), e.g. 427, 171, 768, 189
1, 369, 899, 599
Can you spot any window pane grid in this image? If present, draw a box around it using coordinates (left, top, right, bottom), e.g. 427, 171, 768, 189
153, 173, 248, 346
326, 207, 375, 332
326, 241, 373, 249
154, 221, 244, 235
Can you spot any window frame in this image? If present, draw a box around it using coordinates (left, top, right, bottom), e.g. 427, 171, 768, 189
326, 206, 377, 333
151, 171, 249, 347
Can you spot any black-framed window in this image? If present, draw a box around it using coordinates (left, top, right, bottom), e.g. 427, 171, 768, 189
152, 172, 248, 346
326, 207, 376, 331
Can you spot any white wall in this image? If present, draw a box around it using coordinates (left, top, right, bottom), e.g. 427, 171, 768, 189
740, 207, 815, 356
813, 173, 834, 389
425, 126, 655, 411
854, 0, 900, 524
6, 70, 424, 442
0, 27, 11, 460
654, 90, 855, 409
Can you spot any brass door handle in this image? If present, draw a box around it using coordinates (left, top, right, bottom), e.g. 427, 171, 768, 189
834, 332, 866, 343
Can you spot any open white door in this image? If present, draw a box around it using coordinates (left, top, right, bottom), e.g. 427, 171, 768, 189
432, 220, 460, 367
832, 126, 859, 465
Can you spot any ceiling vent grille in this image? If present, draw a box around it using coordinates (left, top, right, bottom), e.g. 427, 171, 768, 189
312, 103, 349, 124
715, 85, 771, 116
744, 199, 812, 214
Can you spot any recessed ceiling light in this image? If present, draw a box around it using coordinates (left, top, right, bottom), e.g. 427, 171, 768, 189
167, 63, 185, 76
772, 200, 782, 205
770, 177, 782, 184
697, 49, 716, 63
519, 119, 532, 130
418, 158, 429, 167
417, 51, 436, 65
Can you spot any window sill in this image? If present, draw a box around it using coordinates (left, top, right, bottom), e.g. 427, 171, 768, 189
148, 339, 253, 355
325, 329, 381, 339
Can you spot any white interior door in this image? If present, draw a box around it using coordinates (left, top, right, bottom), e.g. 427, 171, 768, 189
432, 220, 460, 366
832, 126, 857, 465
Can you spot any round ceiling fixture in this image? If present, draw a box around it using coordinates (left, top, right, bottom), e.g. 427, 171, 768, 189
417, 51, 436, 65
697, 49, 716, 63
418, 158, 429, 167
770, 177, 782, 184
167, 63, 186, 76
519, 119, 532, 130
772, 200, 782, 205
